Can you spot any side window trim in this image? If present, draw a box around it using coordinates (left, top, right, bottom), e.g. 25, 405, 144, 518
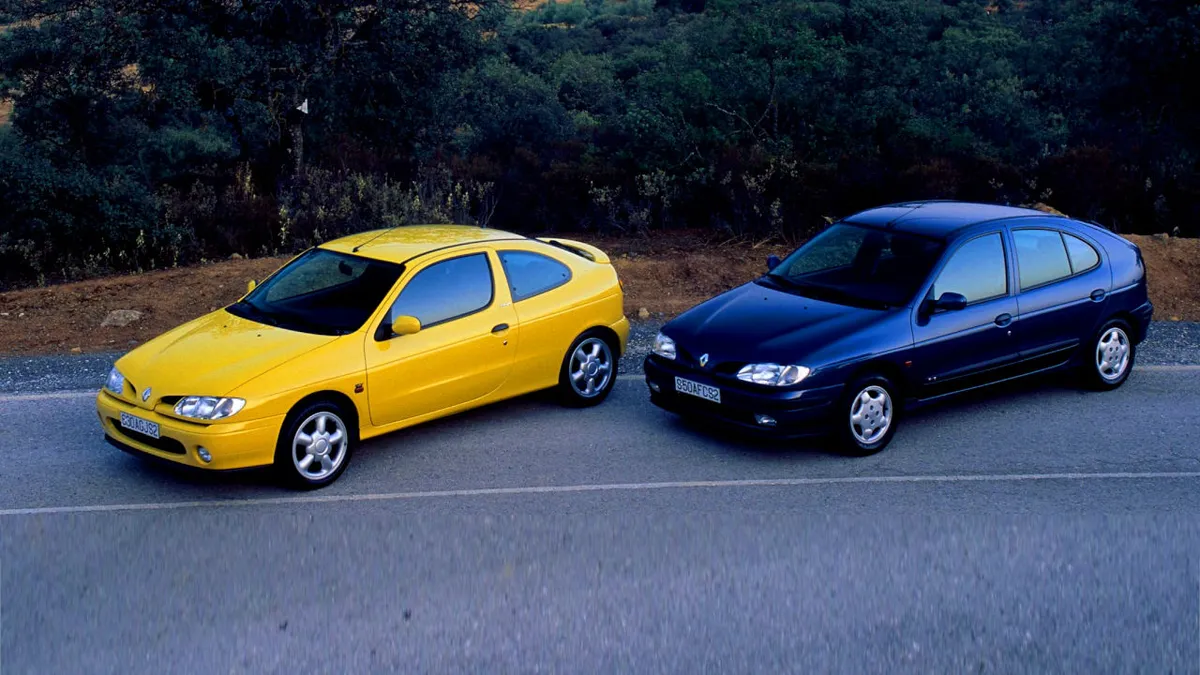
1011, 227, 1099, 292
498, 249, 574, 303
929, 231, 1010, 308
380, 252, 496, 338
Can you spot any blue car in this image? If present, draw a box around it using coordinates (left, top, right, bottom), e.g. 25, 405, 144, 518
643, 201, 1153, 455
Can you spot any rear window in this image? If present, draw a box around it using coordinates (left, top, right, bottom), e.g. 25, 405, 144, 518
499, 251, 572, 302
1014, 229, 1073, 290
1063, 233, 1100, 273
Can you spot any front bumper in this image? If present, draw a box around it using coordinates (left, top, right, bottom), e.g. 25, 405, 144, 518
96, 391, 283, 470
643, 356, 844, 438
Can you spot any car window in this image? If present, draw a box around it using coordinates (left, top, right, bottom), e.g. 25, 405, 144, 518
769, 223, 944, 308
499, 250, 571, 302
229, 248, 403, 336
931, 233, 1007, 304
1063, 233, 1100, 273
388, 253, 493, 328
1014, 229, 1072, 289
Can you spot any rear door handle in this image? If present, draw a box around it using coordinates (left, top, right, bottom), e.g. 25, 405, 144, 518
994, 313, 1012, 327
491, 323, 509, 334
1090, 289, 1107, 302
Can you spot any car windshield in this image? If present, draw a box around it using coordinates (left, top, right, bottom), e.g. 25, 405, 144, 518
762, 223, 945, 308
227, 248, 403, 336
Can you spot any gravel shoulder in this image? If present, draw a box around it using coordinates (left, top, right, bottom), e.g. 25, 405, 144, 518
1, 320, 1196, 395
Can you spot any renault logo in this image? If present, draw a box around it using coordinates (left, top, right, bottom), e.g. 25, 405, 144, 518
699, 353, 710, 368
141, 387, 152, 402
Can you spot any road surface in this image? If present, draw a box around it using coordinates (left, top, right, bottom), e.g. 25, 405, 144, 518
3, 367, 1200, 673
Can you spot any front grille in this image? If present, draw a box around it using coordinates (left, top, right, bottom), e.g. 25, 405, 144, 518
108, 418, 187, 455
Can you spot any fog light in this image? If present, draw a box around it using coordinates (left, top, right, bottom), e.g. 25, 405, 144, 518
649, 381, 661, 393
754, 415, 777, 428
197, 447, 212, 463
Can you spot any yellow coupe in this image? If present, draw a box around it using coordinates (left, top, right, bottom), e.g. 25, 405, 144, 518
96, 226, 630, 488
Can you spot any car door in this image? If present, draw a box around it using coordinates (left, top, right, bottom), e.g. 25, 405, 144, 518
910, 231, 1020, 398
495, 248, 577, 390
363, 248, 518, 426
1010, 225, 1110, 370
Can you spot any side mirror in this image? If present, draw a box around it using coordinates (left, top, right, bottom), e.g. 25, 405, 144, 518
246, 279, 257, 293
767, 254, 781, 272
390, 315, 422, 337
932, 292, 968, 312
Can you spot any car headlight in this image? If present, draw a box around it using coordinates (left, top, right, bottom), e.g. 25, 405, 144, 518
174, 396, 246, 420
652, 332, 677, 360
104, 367, 125, 394
737, 363, 811, 387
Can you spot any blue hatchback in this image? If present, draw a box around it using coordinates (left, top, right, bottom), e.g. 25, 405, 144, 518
643, 201, 1154, 454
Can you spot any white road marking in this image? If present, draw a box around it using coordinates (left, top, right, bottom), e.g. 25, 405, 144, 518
3, 470, 1199, 518
0, 390, 95, 402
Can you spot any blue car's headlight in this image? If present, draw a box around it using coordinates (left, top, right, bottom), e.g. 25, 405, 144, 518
104, 367, 125, 394
737, 363, 811, 387
174, 396, 246, 421
652, 332, 677, 360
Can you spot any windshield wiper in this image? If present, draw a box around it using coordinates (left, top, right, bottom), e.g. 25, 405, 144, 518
230, 300, 280, 327
763, 275, 890, 310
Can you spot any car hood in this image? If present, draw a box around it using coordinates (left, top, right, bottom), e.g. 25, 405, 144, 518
114, 310, 338, 407
662, 281, 896, 367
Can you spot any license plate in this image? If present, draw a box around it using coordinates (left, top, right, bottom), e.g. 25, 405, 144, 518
120, 412, 160, 439
675, 376, 721, 403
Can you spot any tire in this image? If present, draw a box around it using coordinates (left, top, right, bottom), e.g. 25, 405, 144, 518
1083, 319, 1136, 391
558, 330, 618, 407
832, 375, 899, 457
274, 400, 354, 489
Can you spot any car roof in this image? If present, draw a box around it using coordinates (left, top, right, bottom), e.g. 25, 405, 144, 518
842, 201, 1062, 238
320, 225, 526, 264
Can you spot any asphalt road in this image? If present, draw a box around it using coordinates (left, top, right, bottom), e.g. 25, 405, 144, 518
3, 365, 1200, 672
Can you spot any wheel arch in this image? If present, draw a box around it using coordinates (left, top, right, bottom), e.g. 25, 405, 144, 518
287, 390, 361, 439
845, 359, 908, 399
579, 325, 623, 357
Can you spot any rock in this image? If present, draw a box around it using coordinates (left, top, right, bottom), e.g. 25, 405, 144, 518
70, 347, 82, 354
101, 309, 143, 327
1153, 233, 1169, 241
1170, 316, 1182, 322
637, 307, 651, 320
230, 253, 244, 260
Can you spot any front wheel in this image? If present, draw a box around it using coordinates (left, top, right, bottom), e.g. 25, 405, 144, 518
1083, 320, 1135, 391
274, 401, 354, 489
832, 375, 899, 456
558, 331, 617, 407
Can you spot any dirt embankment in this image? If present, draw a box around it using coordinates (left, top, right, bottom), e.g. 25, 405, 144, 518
0, 232, 1195, 356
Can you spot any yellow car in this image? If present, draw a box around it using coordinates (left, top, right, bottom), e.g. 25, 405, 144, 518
96, 226, 629, 488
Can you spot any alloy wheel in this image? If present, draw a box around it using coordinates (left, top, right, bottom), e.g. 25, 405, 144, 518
292, 411, 348, 480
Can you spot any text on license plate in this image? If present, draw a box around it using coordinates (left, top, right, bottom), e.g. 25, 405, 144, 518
120, 412, 160, 439
674, 377, 721, 403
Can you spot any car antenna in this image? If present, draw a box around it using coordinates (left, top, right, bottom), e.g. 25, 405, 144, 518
352, 226, 400, 253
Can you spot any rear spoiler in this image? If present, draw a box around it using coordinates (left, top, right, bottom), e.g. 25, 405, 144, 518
536, 237, 611, 264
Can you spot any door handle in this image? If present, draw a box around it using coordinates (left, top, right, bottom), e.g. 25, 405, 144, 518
994, 313, 1012, 327
1090, 289, 1106, 302
491, 323, 509, 334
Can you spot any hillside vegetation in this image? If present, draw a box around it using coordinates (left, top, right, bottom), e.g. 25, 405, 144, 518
0, 0, 1196, 289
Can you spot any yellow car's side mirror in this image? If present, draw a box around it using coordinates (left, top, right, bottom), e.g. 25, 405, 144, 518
391, 315, 422, 337
246, 279, 257, 293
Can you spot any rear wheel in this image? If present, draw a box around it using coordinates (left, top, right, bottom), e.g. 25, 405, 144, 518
558, 331, 617, 407
1083, 319, 1135, 390
832, 375, 899, 456
274, 401, 354, 489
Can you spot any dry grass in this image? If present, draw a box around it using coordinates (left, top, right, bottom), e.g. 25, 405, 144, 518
0, 232, 1195, 356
